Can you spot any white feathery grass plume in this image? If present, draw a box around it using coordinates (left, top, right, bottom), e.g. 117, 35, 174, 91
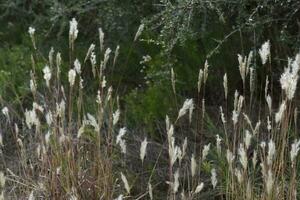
68, 69, 76, 86
244, 130, 252, 149
30, 79, 37, 94
134, 24, 144, 42
253, 120, 261, 135
99, 28, 104, 52
194, 182, 204, 194
203, 60, 209, 85
167, 124, 174, 142
115, 195, 123, 200
238, 144, 248, 170
1, 107, 9, 119
216, 135, 222, 154
202, 143, 210, 161
265, 76, 269, 98
202, 99, 205, 119
226, 149, 235, 167
182, 137, 188, 159
267, 116, 272, 132
56, 52, 61, 71
77, 124, 85, 138
266, 169, 274, 195
275, 101, 286, 124
103, 48, 112, 69
74, 59, 81, 74
237, 95, 244, 113
267, 139, 276, 166
113, 45, 120, 66
84, 43, 95, 62
235, 168, 243, 183
234, 90, 239, 110
250, 68, 255, 93
173, 169, 180, 193
191, 154, 197, 177
90, 51, 97, 76
243, 113, 252, 127
165, 115, 170, 131
171, 68, 176, 94
0, 191, 3, 200
266, 94, 272, 114
238, 54, 248, 83
116, 127, 127, 144
45, 111, 53, 126
252, 150, 257, 169
220, 106, 226, 124
43, 65, 51, 87
140, 138, 148, 163
33, 102, 44, 113
169, 140, 179, 167
49, 47, 54, 67
211, 168, 217, 189
25, 109, 39, 129
0, 132, 3, 147
290, 139, 300, 167
45, 131, 51, 146
87, 113, 99, 132
56, 100, 66, 118
0, 171, 5, 188
177, 99, 194, 121
223, 73, 228, 99
232, 110, 239, 126
260, 141, 266, 150
120, 172, 130, 194
148, 183, 153, 200
69, 18, 78, 41
113, 109, 120, 125
119, 139, 127, 154
247, 51, 253, 68
259, 40, 270, 65
28, 191, 35, 200
198, 69, 203, 93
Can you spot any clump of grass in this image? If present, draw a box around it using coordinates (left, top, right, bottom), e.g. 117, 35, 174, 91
0, 18, 300, 200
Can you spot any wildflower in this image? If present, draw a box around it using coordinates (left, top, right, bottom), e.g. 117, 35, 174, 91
211, 168, 217, 189
194, 182, 204, 194
120, 172, 130, 194
290, 139, 300, 167
140, 138, 148, 163
43, 65, 51, 87
202, 143, 210, 161
238, 144, 248, 170
267, 139, 276, 166
74, 59, 81, 74
69, 18, 78, 41
134, 24, 144, 41
191, 154, 197, 177
259, 40, 270, 65
28, 27, 35, 36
